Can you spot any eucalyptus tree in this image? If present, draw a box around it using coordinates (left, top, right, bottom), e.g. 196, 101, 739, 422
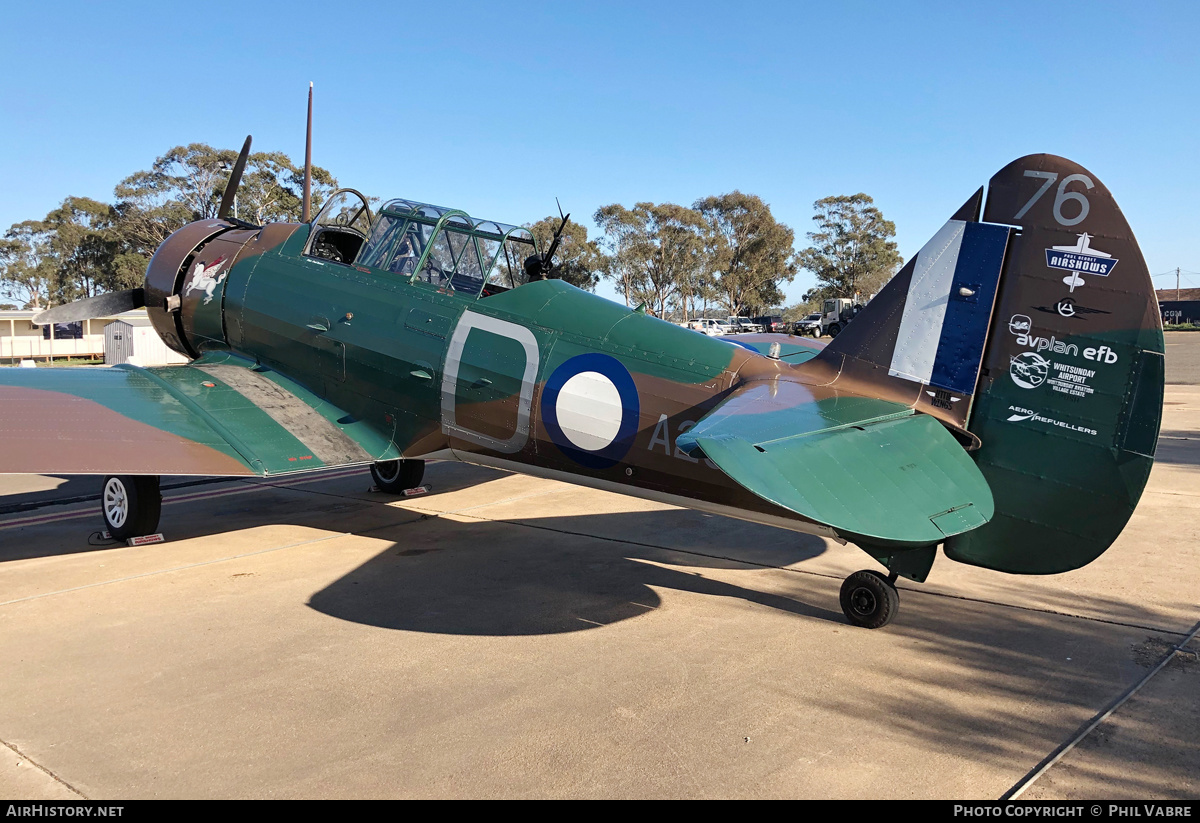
694, 191, 798, 317
113, 143, 337, 247
0, 222, 54, 309
526, 216, 608, 291
797, 193, 902, 300
593, 202, 705, 317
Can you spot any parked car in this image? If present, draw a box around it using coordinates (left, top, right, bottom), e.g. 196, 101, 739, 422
692, 318, 735, 336
726, 316, 762, 333
794, 312, 822, 337
752, 315, 787, 333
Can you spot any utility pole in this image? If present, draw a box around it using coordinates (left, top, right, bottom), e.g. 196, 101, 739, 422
1178, 267, 1181, 301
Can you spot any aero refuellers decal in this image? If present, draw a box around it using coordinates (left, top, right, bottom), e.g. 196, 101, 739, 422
541, 353, 640, 470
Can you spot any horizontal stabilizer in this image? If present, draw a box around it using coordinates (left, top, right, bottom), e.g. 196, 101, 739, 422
680, 381, 994, 546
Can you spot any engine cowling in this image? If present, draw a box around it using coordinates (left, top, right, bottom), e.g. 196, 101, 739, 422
144, 219, 258, 358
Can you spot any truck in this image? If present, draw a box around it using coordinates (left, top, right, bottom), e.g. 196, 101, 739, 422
817, 297, 865, 338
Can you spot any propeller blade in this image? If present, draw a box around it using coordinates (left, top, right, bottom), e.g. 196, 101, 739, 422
32, 288, 145, 326
217, 135, 253, 220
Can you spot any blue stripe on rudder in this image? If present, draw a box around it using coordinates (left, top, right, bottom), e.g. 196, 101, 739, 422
930, 223, 1010, 394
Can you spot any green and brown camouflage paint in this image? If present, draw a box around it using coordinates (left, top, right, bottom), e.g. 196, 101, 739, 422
0, 154, 1163, 580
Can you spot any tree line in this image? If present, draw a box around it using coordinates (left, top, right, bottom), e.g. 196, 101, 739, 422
0, 144, 336, 310
1, 142, 903, 320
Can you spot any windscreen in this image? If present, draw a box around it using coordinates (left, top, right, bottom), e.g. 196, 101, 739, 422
486, 236, 538, 289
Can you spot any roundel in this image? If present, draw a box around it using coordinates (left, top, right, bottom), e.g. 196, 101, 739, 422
541, 353, 640, 469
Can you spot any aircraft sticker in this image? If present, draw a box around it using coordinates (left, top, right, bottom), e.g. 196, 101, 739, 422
1009, 352, 1051, 389
1006, 405, 1098, 437
1033, 298, 1111, 319
1045, 233, 1118, 293
184, 256, 228, 305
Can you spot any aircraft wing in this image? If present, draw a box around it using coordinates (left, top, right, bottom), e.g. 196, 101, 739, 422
0, 353, 395, 476
677, 380, 994, 546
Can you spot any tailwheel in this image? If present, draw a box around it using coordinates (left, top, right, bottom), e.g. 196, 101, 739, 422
370, 459, 425, 493
839, 569, 899, 629
101, 475, 162, 540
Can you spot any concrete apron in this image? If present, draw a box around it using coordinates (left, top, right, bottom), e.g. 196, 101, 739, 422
0, 389, 1195, 799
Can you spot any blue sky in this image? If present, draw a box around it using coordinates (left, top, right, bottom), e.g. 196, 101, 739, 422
2, 1, 1198, 304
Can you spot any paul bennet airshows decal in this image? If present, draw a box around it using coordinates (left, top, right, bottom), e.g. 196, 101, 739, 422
1046, 233, 1118, 293
541, 353, 640, 470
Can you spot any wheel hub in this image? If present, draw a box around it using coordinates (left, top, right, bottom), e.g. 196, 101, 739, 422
849, 586, 878, 616
103, 478, 128, 528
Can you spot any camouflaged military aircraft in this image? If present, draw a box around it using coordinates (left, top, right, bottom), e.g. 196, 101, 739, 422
0, 146, 1164, 629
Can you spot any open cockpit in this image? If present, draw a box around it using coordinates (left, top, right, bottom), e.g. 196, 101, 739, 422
304, 190, 540, 299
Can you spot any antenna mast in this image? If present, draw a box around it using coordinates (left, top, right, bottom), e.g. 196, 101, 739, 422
302, 82, 313, 222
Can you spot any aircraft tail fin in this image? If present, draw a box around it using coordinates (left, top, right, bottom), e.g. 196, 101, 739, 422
804, 155, 1164, 574
945, 155, 1163, 573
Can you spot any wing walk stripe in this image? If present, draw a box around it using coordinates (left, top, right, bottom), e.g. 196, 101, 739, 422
195, 365, 373, 467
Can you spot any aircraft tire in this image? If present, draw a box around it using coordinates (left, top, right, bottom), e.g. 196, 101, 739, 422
839, 570, 899, 629
371, 459, 425, 494
101, 475, 162, 540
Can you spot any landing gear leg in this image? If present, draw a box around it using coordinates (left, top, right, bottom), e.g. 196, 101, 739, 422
370, 459, 425, 493
839, 569, 899, 629
101, 475, 162, 540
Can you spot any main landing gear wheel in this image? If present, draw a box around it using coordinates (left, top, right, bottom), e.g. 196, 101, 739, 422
839, 570, 899, 629
101, 475, 162, 541
370, 459, 425, 493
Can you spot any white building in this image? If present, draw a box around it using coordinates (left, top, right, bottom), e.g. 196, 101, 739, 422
104, 314, 188, 366
1, 309, 187, 366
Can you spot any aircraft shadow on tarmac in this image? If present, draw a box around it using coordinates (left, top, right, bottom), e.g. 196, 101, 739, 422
306, 504, 837, 635
0, 475, 109, 514
300, 486, 1200, 797
1153, 429, 1200, 467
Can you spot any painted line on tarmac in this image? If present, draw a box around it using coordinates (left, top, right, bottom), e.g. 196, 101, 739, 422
0, 532, 352, 607
0, 467, 367, 532
1001, 617, 1200, 800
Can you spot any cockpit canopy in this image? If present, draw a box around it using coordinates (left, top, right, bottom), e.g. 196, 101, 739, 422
352, 198, 540, 298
